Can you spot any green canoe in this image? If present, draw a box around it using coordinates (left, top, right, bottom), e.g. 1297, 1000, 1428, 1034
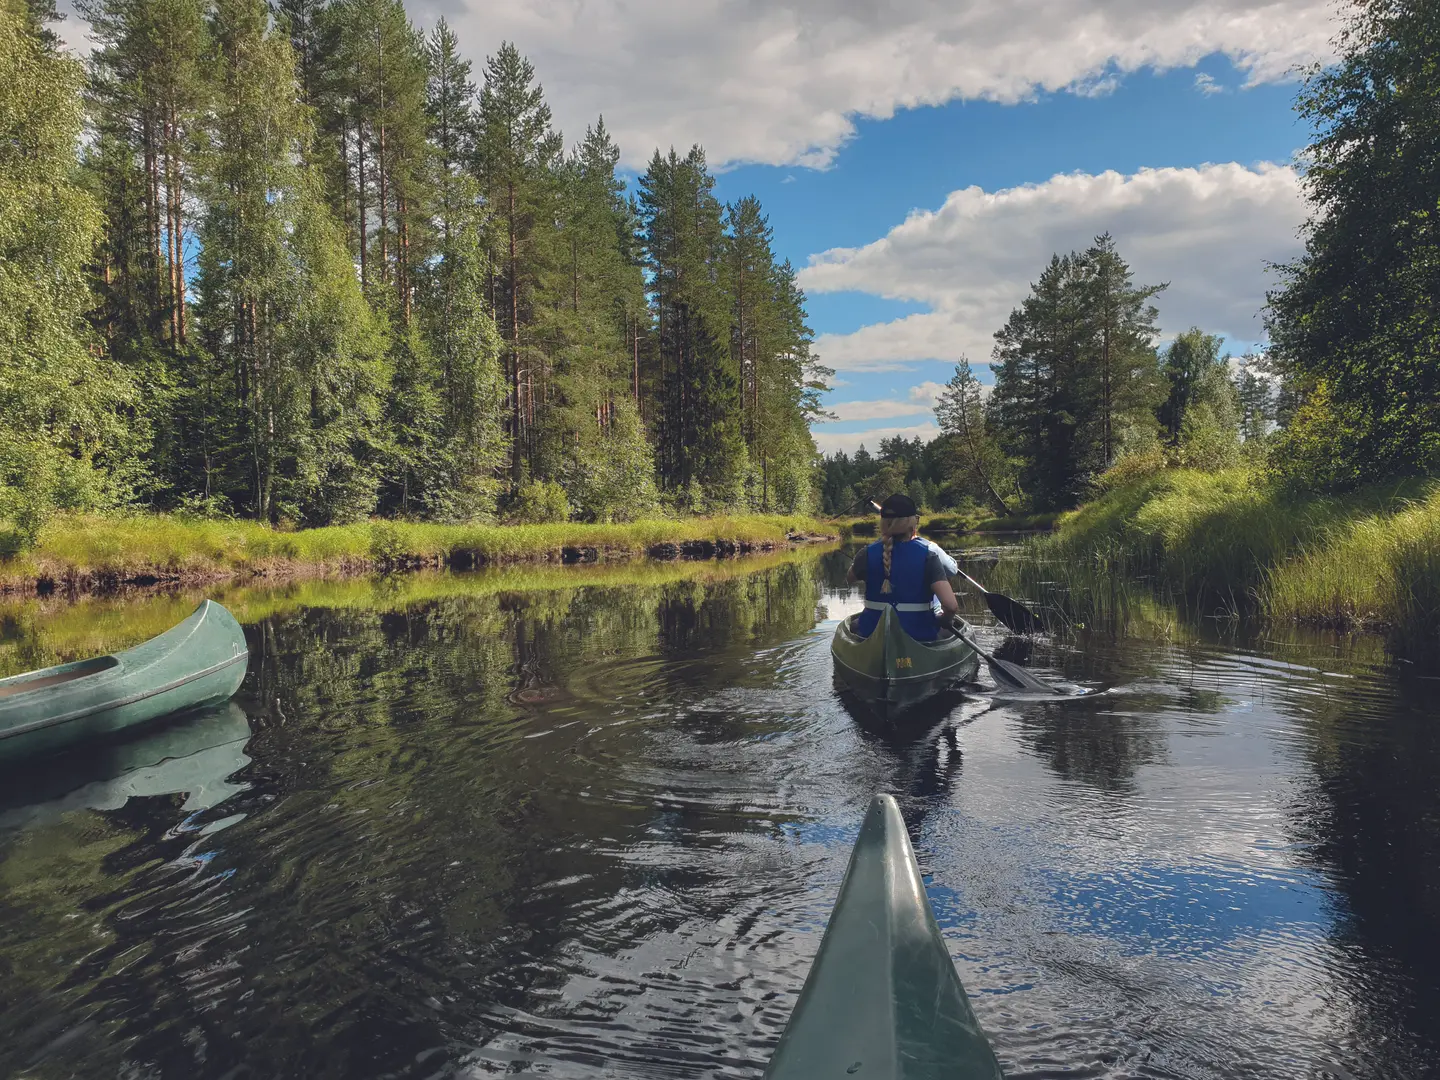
0, 600, 249, 763
765, 794, 1005, 1080
832, 606, 979, 716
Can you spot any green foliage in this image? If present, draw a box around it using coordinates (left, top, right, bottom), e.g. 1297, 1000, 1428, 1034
1095, 446, 1168, 492
1043, 465, 1440, 652
1159, 328, 1223, 443
510, 480, 571, 524
1175, 367, 1241, 471
560, 398, 659, 523
0, 0, 136, 544
1265, 0, 1440, 487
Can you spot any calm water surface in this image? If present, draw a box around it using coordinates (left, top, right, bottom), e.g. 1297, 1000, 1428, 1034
1, 547, 1438, 1079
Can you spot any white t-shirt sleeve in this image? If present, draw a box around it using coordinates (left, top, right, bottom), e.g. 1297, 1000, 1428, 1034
922, 537, 959, 575
921, 536, 958, 615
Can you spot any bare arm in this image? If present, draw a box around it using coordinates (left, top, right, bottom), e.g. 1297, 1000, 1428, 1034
933, 578, 960, 619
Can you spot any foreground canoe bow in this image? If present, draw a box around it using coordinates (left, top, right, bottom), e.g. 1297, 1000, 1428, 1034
832, 605, 979, 717
0, 600, 249, 763
766, 794, 1004, 1079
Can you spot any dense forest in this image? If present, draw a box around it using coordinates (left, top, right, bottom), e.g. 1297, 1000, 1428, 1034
822, 0, 1440, 518
0, 0, 828, 543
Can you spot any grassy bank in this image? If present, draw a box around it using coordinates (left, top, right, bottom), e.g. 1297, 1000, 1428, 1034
0, 512, 833, 593
1039, 468, 1440, 648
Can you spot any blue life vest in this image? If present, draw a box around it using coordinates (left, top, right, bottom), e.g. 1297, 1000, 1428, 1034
855, 537, 940, 641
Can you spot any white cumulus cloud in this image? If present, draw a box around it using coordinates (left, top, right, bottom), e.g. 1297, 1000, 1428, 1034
817, 380, 949, 423
802, 162, 1307, 371
397, 0, 1338, 168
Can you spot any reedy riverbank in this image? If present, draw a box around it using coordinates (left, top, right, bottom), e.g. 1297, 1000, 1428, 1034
0, 513, 834, 595
1033, 468, 1440, 651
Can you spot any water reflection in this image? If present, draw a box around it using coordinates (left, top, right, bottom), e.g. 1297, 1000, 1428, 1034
0, 702, 252, 831
0, 548, 1437, 1078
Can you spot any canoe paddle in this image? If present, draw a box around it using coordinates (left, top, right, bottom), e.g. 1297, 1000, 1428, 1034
949, 617, 1063, 695
951, 566, 1046, 635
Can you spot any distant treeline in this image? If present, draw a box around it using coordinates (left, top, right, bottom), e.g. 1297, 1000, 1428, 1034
0, 0, 829, 546
823, 0, 1440, 517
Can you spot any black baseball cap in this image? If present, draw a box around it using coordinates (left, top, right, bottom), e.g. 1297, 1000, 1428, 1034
879, 493, 918, 518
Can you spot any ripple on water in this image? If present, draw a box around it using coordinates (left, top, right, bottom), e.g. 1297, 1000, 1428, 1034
0, 565, 1438, 1078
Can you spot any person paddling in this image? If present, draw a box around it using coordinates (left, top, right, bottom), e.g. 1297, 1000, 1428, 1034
846, 493, 959, 640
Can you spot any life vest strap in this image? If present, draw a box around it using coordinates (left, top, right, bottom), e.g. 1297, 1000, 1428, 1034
863, 600, 933, 613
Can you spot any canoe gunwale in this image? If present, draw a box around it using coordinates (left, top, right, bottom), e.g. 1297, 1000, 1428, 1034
0, 651, 250, 743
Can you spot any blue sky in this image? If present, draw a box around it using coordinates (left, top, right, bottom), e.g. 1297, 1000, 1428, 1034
701, 56, 1312, 453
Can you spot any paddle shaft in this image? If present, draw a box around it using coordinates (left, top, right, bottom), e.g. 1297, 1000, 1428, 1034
949, 617, 1061, 695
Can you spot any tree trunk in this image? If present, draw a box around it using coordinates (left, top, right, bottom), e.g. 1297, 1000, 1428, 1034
358, 121, 368, 288
509, 178, 522, 489
377, 28, 388, 285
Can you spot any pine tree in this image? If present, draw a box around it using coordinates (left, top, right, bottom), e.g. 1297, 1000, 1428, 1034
1079, 233, 1165, 469
539, 118, 656, 519
638, 145, 745, 505
990, 253, 1087, 508
425, 17, 474, 248
935, 359, 1012, 515
195, 0, 386, 523
475, 42, 563, 490
417, 203, 508, 520
80, 0, 208, 354
990, 238, 1164, 508
722, 197, 826, 510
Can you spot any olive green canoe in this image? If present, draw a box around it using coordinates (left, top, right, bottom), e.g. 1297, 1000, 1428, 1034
0, 600, 249, 763
764, 793, 1004, 1080
832, 606, 979, 717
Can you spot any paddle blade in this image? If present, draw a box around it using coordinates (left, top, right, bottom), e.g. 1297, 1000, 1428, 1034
985, 591, 1045, 635
983, 654, 1059, 694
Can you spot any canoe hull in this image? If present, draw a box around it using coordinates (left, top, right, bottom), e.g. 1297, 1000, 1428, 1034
765, 794, 1004, 1079
831, 606, 979, 717
0, 600, 249, 763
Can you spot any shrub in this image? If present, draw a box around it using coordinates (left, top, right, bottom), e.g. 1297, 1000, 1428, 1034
510, 480, 570, 524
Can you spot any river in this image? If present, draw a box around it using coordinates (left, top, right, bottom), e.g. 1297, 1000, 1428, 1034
0, 545, 1437, 1079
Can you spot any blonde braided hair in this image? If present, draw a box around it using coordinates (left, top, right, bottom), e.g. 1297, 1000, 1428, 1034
878, 515, 919, 594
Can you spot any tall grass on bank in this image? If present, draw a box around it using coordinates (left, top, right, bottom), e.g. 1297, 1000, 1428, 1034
1038, 467, 1440, 648
1266, 491, 1440, 649
1, 512, 828, 586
